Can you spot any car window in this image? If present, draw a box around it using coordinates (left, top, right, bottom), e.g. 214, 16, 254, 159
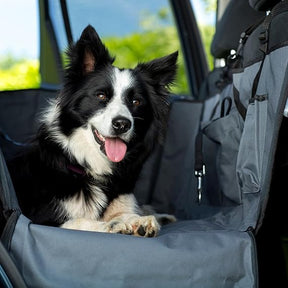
190, 0, 216, 70
0, 0, 215, 95
0, 0, 40, 91
50, 0, 190, 95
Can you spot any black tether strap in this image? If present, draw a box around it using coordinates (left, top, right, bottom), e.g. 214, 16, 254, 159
233, 86, 247, 120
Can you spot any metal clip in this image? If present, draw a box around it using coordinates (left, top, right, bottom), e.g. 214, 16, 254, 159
194, 165, 205, 204
236, 32, 247, 55
284, 98, 288, 118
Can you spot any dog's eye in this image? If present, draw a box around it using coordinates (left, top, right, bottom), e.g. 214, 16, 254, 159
97, 93, 107, 101
132, 99, 141, 106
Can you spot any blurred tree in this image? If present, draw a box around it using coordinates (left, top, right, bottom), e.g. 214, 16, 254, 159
199, 24, 215, 70
0, 57, 40, 90
202, 0, 217, 12
104, 27, 188, 95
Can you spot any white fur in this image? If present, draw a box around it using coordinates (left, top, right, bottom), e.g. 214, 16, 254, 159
68, 127, 112, 175
41, 98, 59, 125
41, 99, 69, 148
61, 194, 160, 237
101, 194, 139, 221
41, 99, 112, 176
89, 68, 134, 142
62, 185, 108, 220
41, 68, 135, 176
61, 214, 160, 236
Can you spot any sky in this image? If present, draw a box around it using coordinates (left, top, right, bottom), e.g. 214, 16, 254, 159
0, 0, 39, 58
0, 0, 215, 59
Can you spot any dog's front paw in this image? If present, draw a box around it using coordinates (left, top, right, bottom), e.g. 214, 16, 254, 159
106, 215, 160, 237
130, 215, 160, 237
61, 215, 160, 237
105, 219, 133, 235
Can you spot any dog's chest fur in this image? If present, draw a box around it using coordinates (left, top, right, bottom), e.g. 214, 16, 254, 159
59, 183, 107, 220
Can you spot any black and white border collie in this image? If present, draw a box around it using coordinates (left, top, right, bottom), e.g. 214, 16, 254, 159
9, 25, 177, 237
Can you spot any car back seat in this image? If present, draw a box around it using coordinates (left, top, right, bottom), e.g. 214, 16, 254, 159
1, 0, 288, 286
0, 88, 56, 161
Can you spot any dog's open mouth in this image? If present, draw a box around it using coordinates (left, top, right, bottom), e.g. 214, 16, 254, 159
93, 128, 127, 163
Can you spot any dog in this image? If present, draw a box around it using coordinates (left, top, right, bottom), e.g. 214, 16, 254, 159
8, 25, 178, 237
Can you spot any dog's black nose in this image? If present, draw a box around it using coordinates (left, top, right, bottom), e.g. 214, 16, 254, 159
112, 117, 132, 134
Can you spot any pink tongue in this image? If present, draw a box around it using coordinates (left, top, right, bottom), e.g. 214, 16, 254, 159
105, 138, 127, 162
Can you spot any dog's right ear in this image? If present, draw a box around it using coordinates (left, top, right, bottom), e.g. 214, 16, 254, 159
66, 25, 114, 77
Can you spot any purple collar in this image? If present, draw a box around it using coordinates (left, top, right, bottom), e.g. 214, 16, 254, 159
67, 164, 86, 176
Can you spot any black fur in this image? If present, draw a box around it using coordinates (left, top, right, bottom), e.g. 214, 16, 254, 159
8, 25, 178, 227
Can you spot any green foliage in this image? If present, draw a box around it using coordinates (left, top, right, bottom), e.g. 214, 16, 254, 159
103, 27, 188, 95
0, 56, 40, 90
199, 24, 215, 70
202, 0, 217, 12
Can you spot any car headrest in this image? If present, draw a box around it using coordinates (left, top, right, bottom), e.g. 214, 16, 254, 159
249, 0, 281, 11
211, 0, 265, 59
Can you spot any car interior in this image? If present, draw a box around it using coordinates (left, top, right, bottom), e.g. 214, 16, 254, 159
0, 0, 288, 287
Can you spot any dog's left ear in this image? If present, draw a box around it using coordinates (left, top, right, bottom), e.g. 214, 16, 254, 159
66, 25, 114, 77
135, 51, 178, 87
136, 52, 178, 147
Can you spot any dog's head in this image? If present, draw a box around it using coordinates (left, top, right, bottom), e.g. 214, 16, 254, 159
44, 25, 177, 174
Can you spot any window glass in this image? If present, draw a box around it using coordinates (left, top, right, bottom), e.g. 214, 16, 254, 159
0, 1, 213, 94
190, 0, 216, 70
0, 0, 40, 91
64, 0, 189, 95
49, 0, 68, 55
